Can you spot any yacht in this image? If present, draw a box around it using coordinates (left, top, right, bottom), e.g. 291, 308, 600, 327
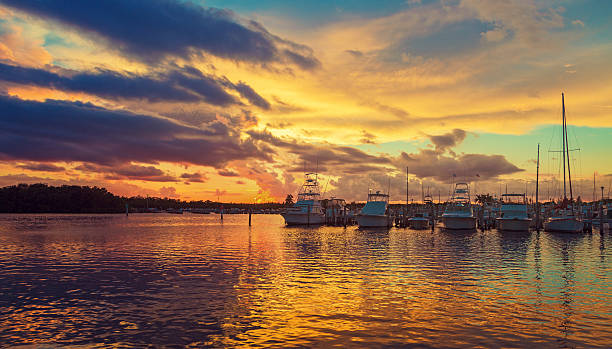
543, 93, 584, 233
496, 193, 531, 231
281, 173, 326, 225
409, 195, 433, 229
442, 183, 477, 230
409, 213, 429, 229
355, 190, 391, 228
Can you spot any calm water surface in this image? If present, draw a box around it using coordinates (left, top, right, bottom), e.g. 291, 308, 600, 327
0, 214, 610, 348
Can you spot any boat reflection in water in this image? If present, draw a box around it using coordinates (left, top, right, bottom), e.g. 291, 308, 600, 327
0, 214, 610, 348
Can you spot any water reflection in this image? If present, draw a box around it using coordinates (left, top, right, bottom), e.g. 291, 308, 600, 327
0, 214, 610, 347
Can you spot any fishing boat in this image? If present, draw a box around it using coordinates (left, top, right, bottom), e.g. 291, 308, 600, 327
544, 93, 584, 233
442, 182, 477, 230
356, 190, 391, 228
496, 193, 531, 231
409, 213, 429, 229
281, 172, 326, 225
409, 195, 433, 229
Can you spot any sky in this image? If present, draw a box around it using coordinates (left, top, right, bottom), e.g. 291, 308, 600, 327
0, 0, 610, 203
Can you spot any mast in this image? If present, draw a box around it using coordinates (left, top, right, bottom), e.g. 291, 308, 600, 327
562, 93, 567, 200
564, 93, 574, 201
536, 144, 540, 230
406, 167, 409, 207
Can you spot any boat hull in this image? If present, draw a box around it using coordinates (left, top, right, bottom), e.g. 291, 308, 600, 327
442, 216, 477, 230
409, 218, 429, 230
544, 217, 584, 233
497, 218, 531, 232
356, 215, 390, 228
281, 212, 325, 225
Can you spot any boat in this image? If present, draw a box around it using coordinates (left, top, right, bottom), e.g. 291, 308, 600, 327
543, 93, 584, 233
409, 195, 433, 229
408, 213, 429, 229
326, 197, 347, 225
191, 208, 213, 214
166, 208, 183, 214
442, 182, 477, 230
496, 193, 531, 231
281, 172, 326, 225
355, 190, 391, 228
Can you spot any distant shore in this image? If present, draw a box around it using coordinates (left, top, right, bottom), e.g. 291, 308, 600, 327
0, 183, 285, 214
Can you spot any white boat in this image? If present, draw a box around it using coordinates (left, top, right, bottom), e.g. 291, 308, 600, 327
409, 213, 429, 229
281, 172, 326, 225
496, 193, 531, 231
442, 183, 477, 230
543, 93, 584, 233
544, 209, 584, 233
356, 191, 391, 228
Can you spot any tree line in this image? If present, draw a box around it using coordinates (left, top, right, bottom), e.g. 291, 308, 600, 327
0, 183, 284, 213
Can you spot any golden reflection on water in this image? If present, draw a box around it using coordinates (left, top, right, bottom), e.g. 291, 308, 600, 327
0, 214, 610, 347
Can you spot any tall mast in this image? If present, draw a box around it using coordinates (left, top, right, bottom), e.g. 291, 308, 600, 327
406, 167, 409, 207
562, 93, 567, 200
564, 93, 574, 200
536, 144, 540, 230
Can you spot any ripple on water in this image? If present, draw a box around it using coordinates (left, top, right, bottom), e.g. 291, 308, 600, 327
0, 213, 610, 347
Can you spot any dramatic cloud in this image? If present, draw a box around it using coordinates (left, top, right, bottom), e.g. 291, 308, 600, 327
428, 128, 467, 154
247, 129, 394, 174
75, 163, 177, 182
0, 62, 270, 108
16, 162, 65, 172
180, 172, 207, 183
0, 0, 319, 69
0, 95, 270, 168
397, 149, 523, 183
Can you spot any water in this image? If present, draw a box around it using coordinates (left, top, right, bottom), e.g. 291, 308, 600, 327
0, 214, 610, 348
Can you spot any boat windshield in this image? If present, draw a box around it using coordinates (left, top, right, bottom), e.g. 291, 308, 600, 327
501, 194, 526, 205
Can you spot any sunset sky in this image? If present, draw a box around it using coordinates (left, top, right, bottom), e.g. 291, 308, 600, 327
0, 0, 610, 203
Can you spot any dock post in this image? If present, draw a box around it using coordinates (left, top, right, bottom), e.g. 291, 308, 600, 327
307, 205, 310, 226
249, 209, 252, 226
220, 204, 224, 221
343, 206, 347, 228
125, 203, 129, 216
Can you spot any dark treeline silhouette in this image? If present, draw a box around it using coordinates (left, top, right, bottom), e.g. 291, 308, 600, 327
0, 183, 284, 213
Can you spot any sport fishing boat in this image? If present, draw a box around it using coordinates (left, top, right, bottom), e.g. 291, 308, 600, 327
408, 213, 429, 229
543, 93, 584, 233
281, 172, 326, 225
496, 193, 531, 231
409, 195, 433, 229
442, 182, 477, 230
356, 190, 391, 228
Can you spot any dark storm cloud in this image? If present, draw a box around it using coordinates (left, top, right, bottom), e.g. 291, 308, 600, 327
0, 0, 320, 69
0, 95, 270, 167
0, 62, 270, 108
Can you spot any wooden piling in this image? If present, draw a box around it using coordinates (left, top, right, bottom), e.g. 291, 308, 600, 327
248, 209, 252, 226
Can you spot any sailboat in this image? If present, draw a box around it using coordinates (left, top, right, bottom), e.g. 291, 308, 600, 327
281, 172, 326, 225
544, 93, 584, 233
